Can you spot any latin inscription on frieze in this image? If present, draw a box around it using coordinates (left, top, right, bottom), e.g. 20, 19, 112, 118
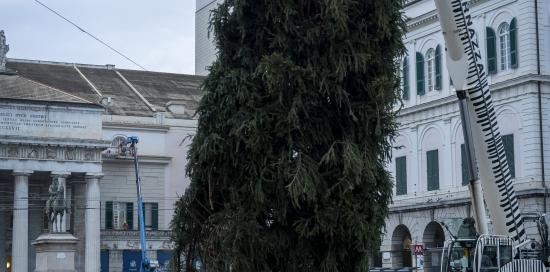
0, 103, 101, 139
0, 111, 87, 130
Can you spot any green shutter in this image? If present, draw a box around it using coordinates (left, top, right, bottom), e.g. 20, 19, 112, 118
416, 52, 425, 95
427, 150, 439, 191
510, 18, 518, 68
435, 45, 442, 90
486, 27, 497, 74
403, 57, 409, 100
461, 144, 470, 186
502, 134, 515, 178
126, 202, 134, 230
396, 156, 407, 195
106, 201, 113, 230
152, 203, 159, 230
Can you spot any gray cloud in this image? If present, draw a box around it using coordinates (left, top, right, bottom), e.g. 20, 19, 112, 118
0, 0, 196, 74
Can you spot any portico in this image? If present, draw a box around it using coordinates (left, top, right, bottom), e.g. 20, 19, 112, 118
0, 87, 109, 271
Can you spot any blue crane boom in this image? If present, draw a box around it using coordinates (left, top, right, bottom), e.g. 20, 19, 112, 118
127, 136, 157, 272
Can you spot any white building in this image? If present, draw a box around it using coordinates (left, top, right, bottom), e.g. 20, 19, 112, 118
0, 53, 203, 271
195, 0, 223, 76
196, 0, 550, 271
383, 0, 550, 270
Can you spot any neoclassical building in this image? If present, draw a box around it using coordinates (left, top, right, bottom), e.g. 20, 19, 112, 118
195, 0, 550, 271
0, 37, 203, 271
381, 0, 550, 270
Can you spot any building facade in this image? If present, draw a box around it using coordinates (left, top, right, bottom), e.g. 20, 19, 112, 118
195, 0, 550, 271
382, 0, 550, 270
0, 48, 203, 271
195, 0, 223, 76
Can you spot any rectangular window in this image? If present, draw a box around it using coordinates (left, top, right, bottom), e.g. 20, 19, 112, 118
396, 156, 407, 196
143, 202, 159, 230
144, 203, 152, 228
427, 150, 439, 191
106, 202, 133, 230
427, 50, 435, 92
502, 134, 515, 178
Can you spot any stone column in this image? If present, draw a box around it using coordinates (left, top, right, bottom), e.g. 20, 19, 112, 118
71, 181, 87, 272
0, 210, 6, 272
84, 173, 102, 272
12, 170, 33, 272
51, 172, 71, 233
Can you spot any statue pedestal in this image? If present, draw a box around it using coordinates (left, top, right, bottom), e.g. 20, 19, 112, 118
32, 233, 79, 272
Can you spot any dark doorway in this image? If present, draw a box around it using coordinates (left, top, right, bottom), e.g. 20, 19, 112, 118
391, 224, 413, 268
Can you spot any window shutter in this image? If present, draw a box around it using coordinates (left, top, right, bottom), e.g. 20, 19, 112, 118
427, 150, 439, 191
416, 52, 425, 95
141, 203, 145, 230
396, 156, 407, 195
113, 203, 120, 228
152, 203, 159, 230
435, 45, 442, 90
502, 134, 515, 178
486, 27, 497, 74
403, 57, 409, 100
461, 144, 470, 186
510, 18, 518, 68
126, 202, 134, 230
106, 201, 113, 230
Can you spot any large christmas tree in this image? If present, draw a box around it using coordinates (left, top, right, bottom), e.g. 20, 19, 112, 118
172, 0, 405, 271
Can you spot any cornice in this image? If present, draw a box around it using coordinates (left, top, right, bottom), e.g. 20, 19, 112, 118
405, 0, 490, 30
102, 155, 172, 164
101, 230, 171, 240
407, 12, 439, 32
0, 135, 110, 148
103, 122, 170, 132
389, 188, 547, 213
396, 74, 550, 121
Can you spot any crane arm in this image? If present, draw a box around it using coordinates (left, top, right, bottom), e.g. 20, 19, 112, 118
127, 136, 156, 271
434, 0, 525, 242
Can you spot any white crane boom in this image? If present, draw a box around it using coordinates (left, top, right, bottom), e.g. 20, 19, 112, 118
434, 0, 525, 242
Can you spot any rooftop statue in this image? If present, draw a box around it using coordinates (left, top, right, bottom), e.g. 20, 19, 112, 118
0, 30, 9, 71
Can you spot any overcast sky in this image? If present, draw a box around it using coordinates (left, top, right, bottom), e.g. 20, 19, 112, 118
1, 0, 196, 74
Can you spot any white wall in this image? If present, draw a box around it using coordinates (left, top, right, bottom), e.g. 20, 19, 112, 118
101, 118, 198, 230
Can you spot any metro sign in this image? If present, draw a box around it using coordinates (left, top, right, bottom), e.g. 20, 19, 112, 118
413, 244, 424, 255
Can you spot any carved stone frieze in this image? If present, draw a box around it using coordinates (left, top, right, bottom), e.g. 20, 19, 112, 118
65, 148, 76, 160
0, 144, 103, 162
161, 240, 175, 249
84, 150, 94, 161
126, 241, 138, 249
46, 147, 57, 159
27, 148, 39, 159
7, 146, 18, 157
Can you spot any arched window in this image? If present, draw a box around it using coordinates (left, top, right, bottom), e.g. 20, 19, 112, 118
426, 49, 435, 92
498, 22, 511, 71
111, 135, 128, 156
111, 136, 127, 148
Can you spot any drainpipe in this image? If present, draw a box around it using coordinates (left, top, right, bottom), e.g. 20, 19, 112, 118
534, 0, 547, 214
